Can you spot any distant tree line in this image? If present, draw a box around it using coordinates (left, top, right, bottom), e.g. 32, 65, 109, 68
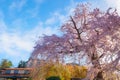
0, 59, 27, 69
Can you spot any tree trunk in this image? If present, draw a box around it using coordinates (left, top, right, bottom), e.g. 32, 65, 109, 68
93, 71, 104, 80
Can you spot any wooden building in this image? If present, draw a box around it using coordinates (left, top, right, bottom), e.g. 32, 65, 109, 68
0, 68, 32, 80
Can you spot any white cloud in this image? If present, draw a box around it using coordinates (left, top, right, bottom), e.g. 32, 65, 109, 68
65, 0, 77, 15
0, 31, 33, 56
9, 0, 27, 11
1, 0, 120, 67
45, 11, 67, 25
45, 17, 56, 25
0, 0, 79, 66
104, 0, 120, 14
0, 18, 61, 66
53, 12, 68, 24
34, 0, 44, 4
29, 22, 61, 36
26, 0, 44, 18
27, 7, 39, 18
45, 1, 77, 26
0, 20, 7, 32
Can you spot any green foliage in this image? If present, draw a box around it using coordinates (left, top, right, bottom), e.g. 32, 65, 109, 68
0, 59, 12, 69
18, 60, 27, 68
46, 76, 61, 80
32, 62, 87, 80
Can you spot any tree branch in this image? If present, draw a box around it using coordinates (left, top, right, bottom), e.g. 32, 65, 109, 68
70, 16, 82, 42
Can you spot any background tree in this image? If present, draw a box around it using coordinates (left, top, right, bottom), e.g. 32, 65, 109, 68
31, 61, 87, 80
0, 59, 12, 69
18, 60, 27, 68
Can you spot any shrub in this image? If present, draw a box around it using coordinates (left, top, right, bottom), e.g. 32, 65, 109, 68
32, 61, 87, 80
32, 62, 71, 80
46, 76, 61, 80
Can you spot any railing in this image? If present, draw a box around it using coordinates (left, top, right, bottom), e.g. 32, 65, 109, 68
0, 68, 32, 78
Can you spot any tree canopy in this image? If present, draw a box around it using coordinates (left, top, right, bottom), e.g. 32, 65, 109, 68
17, 60, 27, 68
30, 3, 120, 80
0, 59, 12, 69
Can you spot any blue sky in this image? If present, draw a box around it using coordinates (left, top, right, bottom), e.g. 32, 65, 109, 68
0, 0, 120, 67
